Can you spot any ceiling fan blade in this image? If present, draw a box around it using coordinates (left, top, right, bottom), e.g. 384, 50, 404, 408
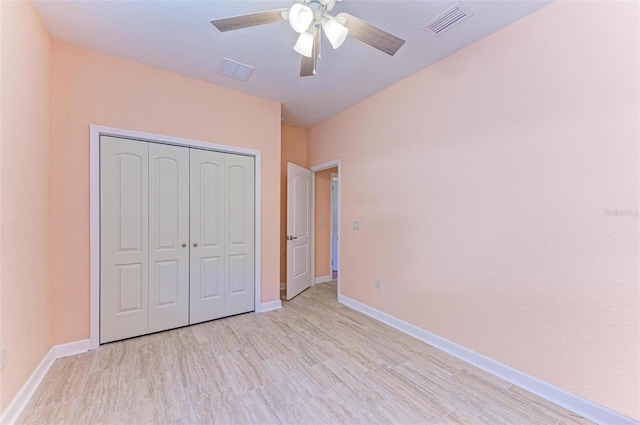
211, 9, 288, 32
336, 13, 405, 56
300, 29, 320, 77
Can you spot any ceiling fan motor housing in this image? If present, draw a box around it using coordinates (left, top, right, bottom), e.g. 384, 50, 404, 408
310, 3, 325, 25
307, 0, 338, 12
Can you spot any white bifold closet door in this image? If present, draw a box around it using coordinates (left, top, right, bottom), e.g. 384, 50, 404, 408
189, 149, 255, 324
189, 149, 225, 325
223, 153, 255, 317
100, 137, 150, 343
148, 143, 190, 333
100, 136, 255, 344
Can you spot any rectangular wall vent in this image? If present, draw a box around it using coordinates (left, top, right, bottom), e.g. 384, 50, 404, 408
423, 2, 472, 36
218, 58, 254, 81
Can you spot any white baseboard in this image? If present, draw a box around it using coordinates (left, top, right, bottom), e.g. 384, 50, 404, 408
0, 339, 90, 425
314, 275, 332, 284
259, 300, 282, 313
54, 339, 90, 358
337, 294, 638, 425
0, 347, 55, 425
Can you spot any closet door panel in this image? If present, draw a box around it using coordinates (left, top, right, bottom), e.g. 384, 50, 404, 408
148, 143, 190, 332
190, 149, 226, 324
199, 256, 221, 298
100, 136, 149, 343
225, 154, 255, 316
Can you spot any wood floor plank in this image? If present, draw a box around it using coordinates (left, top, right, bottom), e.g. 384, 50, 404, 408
216, 348, 270, 395
130, 368, 188, 424
186, 387, 248, 424
176, 343, 225, 388
91, 338, 137, 372
263, 354, 325, 398
437, 408, 484, 424
508, 385, 594, 424
19, 351, 95, 411
395, 360, 488, 415
15, 398, 79, 425
134, 336, 179, 380
237, 388, 281, 425
73, 362, 136, 424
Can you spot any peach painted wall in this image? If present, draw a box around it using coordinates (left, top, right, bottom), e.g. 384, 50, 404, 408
50, 41, 281, 345
314, 167, 337, 278
280, 125, 308, 284
308, 1, 639, 420
0, 1, 52, 411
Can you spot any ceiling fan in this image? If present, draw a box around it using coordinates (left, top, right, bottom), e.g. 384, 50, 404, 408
211, 0, 406, 77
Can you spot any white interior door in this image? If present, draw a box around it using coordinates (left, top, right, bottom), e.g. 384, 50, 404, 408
189, 148, 226, 324
224, 154, 255, 315
286, 162, 312, 300
100, 136, 149, 343
148, 143, 190, 333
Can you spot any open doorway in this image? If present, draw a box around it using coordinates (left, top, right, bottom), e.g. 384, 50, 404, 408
330, 172, 339, 280
310, 160, 340, 298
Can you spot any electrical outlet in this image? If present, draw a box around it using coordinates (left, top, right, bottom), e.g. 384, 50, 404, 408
0, 346, 6, 370
375, 278, 381, 289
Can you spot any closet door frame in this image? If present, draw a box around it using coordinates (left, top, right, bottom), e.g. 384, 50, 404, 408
89, 125, 263, 350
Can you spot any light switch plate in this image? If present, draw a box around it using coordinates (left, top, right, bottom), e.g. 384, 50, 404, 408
353, 221, 360, 230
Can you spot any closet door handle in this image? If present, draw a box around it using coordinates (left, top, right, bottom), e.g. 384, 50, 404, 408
181, 243, 187, 248
193, 242, 198, 247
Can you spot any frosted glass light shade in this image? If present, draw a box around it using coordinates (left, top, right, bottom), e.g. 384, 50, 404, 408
289, 4, 313, 34
322, 18, 348, 49
293, 31, 314, 57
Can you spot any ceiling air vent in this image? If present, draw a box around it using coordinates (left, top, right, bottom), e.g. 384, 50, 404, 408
218, 58, 254, 81
423, 2, 472, 36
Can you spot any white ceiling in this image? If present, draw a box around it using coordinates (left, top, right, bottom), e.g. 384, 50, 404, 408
33, 0, 551, 129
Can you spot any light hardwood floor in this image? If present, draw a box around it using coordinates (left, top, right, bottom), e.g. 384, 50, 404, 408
18, 282, 594, 424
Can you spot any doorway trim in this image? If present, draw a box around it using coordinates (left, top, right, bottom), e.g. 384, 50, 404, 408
89, 124, 263, 350
309, 160, 341, 298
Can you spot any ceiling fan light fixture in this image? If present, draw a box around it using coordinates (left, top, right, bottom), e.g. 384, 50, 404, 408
293, 31, 314, 57
211, 0, 405, 77
289, 3, 314, 33
322, 17, 348, 49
